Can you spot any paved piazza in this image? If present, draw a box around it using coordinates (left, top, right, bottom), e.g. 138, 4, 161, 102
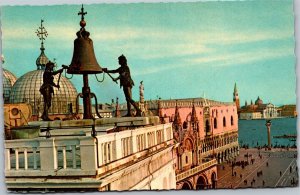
217, 148, 298, 189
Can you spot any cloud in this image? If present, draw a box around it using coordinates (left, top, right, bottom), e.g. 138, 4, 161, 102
132, 46, 294, 76
3, 23, 293, 73
90, 27, 293, 60
3, 22, 292, 48
186, 47, 294, 67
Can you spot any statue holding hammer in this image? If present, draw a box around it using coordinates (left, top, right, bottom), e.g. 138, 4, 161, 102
103, 55, 142, 117
39, 61, 64, 121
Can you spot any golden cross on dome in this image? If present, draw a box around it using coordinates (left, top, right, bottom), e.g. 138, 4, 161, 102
78, 4, 87, 21
35, 19, 48, 43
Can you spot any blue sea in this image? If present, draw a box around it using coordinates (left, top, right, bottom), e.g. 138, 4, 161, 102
238, 118, 297, 148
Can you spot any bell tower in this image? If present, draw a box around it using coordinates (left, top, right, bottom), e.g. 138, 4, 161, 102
233, 82, 240, 110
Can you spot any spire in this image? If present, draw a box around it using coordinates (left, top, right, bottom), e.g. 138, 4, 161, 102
191, 100, 198, 123
251, 99, 253, 105
245, 100, 248, 106
190, 100, 199, 131
173, 100, 182, 131
35, 19, 49, 70
234, 82, 238, 93
233, 82, 240, 109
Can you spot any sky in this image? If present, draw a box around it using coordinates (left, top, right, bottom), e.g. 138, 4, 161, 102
0, 0, 296, 106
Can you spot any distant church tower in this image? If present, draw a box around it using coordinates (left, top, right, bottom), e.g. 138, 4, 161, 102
233, 82, 240, 110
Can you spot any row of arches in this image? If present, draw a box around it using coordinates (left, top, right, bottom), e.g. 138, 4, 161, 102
216, 146, 239, 163
200, 133, 238, 153
180, 172, 217, 190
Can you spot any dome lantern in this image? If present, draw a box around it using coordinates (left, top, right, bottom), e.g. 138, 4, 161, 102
35, 19, 49, 70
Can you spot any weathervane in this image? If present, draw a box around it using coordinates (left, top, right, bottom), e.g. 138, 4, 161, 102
35, 19, 48, 50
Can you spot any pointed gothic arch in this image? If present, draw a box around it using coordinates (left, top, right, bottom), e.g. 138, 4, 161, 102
214, 118, 217, 128
196, 175, 208, 189
223, 117, 226, 127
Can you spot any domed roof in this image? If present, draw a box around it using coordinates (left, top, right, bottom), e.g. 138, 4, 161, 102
36, 50, 49, 70
255, 96, 263, 105
8, 20, 78, 117
2, 68, 18, 103
10, 70, 77, 115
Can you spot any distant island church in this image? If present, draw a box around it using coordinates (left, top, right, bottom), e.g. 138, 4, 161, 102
233, 83, 296, 120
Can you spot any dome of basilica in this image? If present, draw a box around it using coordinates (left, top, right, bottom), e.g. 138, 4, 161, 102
2, 68, 17, 103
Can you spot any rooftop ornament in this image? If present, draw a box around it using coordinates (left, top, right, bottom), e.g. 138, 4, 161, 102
63, 4, 105, 121
35, 19, 49, 70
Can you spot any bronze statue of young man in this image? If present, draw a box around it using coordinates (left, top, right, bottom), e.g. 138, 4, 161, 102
39, 61, 64, 121
103, 55, 142, 117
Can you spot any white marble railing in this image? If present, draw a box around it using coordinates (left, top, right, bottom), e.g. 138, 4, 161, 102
5, 136, 96, 177
96, 123, 173, 166
5, 123, 173, 177
5, 139, 40, 171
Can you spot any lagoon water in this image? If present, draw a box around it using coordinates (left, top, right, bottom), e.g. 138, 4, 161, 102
238, 118, 297, 148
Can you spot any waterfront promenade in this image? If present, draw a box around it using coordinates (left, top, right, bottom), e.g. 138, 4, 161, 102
217, 148, 298, 189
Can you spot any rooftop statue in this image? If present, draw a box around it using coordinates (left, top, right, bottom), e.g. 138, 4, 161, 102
103, 55, 142, 117
139, 80, 144, 103
39, 61, 64, 121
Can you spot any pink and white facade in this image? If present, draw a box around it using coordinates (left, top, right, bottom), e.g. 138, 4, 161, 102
148, 98, 239, 189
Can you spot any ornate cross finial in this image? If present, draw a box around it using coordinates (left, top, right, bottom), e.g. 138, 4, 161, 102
78, 4, 87, 21
35, 19, 48, 50
36, 20, 48, 42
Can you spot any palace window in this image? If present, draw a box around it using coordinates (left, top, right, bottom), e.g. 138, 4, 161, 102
223, 117, 226, 127
205, 120, 210, 133
231, 116, 234, 126
214, 118, 217, 129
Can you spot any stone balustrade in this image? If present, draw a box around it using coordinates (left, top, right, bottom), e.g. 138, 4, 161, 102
146, 98, 235, 109
176, 159, 217, 181
5, 122, 173, 179
5, 136, 96, 177
96, 123, 173, 166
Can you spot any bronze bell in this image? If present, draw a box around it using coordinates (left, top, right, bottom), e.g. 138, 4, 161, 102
67, 30, 102, 74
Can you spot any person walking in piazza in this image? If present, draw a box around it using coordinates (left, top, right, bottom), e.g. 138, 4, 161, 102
39, 61, 64, 121
103, 55, 142, 117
